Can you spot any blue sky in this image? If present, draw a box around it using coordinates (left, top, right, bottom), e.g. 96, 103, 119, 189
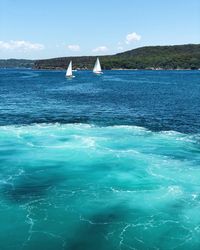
0, 0, 199, 59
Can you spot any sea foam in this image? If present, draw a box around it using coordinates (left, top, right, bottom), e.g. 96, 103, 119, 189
0, 123, 200, 249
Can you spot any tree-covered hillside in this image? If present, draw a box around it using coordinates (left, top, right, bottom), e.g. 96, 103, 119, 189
0, 59, 34, 68
34, 44, 200, 70
1, 44, 199, 70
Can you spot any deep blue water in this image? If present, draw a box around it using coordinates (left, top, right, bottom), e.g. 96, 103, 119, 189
0, 69, 200, 133
0, 69, 200, 250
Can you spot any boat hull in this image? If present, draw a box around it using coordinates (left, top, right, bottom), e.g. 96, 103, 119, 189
93, 71, 103, 75
66, 75, 75, 78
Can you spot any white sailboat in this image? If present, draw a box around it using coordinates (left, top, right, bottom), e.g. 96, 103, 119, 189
66, 61, 75, 78
93, 57, 103, 75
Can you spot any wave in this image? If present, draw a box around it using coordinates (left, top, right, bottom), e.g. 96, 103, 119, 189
0, 122, 199, 153
0, 122, 198, 138
1, 123, 199, 166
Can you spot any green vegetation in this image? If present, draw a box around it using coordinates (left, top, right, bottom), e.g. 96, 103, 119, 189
0, 44, 199, 70
0, 59, 34, 68
35, 44, 200, 70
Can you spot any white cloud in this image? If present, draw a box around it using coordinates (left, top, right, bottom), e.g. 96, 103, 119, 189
67, 44, 80, 51
92, 46, 108, 53
0, 40, 44, 51
125, 32, 141, 44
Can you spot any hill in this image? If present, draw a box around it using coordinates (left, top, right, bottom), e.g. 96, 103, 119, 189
0, 59, 34, 68
0, 44, 199, 70
34, 44, 200, 70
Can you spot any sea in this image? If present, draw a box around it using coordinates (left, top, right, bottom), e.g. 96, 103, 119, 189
0, 68, 200, 250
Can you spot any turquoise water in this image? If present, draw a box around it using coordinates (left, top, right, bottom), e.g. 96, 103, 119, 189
0, 123, 200, 249
0, 69, 200, 249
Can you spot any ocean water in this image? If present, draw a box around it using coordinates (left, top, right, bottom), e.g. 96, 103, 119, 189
0, 69, 200, 250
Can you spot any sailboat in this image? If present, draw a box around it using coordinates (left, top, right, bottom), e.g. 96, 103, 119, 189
66, 61, 75, 78
93, 57, 103, 75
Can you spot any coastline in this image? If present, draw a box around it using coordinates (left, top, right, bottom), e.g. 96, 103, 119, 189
110, 68, 199, 71
32, 67, 200, 71
1, 67, 199, 71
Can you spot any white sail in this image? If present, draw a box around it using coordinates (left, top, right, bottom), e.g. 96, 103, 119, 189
93, 58, 102, 74
66, 61, 73, 77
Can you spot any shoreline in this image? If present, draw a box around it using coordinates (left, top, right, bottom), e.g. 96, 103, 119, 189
32, 67, 200, 71
1, 67, 200, 71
